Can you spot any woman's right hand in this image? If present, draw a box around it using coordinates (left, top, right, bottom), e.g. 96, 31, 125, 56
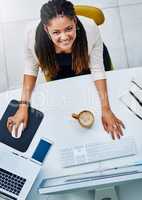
7, 105, 29, 135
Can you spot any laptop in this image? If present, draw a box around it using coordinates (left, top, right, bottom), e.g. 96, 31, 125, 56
0, 137, 52, 200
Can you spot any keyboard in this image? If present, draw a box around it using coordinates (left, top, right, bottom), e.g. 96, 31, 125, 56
60, 137, 137, 168
0, 168, 26, 196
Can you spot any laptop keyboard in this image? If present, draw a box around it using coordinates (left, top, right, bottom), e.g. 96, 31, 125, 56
60, 137, 137, 168
0, 168, 26, 196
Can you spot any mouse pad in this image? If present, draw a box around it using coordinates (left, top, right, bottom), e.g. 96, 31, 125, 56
0, 99, 44, 152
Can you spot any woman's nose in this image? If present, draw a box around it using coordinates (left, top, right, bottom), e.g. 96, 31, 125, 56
60, 32, 68, 40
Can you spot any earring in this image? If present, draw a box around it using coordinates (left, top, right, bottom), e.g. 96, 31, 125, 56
47, 32, 52, 40
43, 24, 52, 40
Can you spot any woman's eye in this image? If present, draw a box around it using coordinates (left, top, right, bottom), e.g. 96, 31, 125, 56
53, 31, 59, 35
66, 27, 73, 32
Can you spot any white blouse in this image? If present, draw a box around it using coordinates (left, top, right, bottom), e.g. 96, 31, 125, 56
24, 16, 106, 81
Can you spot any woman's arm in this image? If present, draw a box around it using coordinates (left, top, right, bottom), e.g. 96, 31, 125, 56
20, 74, 37, 104
95, 79, 110, 110
83, 18, 125, 139
7, 75, 37, 134
95, 79, 125, 140
19, 74, 37, 115
7, 23, 39, 136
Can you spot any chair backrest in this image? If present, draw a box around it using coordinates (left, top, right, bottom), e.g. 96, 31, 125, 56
74, 5, 105, 25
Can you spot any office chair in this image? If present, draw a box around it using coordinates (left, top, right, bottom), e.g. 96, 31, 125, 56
75, 5, 105, 25
75, 5, 113, 71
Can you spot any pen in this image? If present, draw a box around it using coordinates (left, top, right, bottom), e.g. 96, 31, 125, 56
131, 80, 142, 90
120, 98, 142, 120
12, 152, 19, 156
126, 105, 142, 120
129, 91, 142, 107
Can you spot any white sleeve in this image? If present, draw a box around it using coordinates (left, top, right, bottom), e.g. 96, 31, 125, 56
89, 23, 106, 81
24, 25, 39, 77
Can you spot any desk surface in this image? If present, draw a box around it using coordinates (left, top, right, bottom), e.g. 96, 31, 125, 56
0, 67, 142, 200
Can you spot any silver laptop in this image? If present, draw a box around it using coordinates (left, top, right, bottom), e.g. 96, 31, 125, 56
0, 138, 52, 200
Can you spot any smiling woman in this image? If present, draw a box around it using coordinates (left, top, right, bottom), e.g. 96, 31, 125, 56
7, 0, 125, 140
35, 1, 90, 80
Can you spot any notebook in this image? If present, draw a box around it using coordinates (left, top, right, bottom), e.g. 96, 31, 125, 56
0, 99, 44, 152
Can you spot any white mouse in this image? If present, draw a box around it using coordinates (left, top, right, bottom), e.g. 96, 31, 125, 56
11, 123, 24, 139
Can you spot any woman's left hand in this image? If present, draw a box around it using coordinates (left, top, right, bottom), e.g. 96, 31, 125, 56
101, 108, 125, 140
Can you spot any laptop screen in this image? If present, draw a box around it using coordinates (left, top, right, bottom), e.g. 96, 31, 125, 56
32, 139, 52, 164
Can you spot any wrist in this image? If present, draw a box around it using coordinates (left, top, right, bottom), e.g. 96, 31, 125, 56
101, 105, 111, 113
19, 100, 30, 110
99, 94, 110, 112
19, 100, 30, 106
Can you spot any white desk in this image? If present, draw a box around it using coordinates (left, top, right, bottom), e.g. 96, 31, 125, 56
0, 67, 142, 200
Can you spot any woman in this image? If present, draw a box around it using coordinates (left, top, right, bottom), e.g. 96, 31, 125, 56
7, 0, 124, 139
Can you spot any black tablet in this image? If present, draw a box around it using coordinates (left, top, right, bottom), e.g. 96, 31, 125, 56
0, 99, 44, 152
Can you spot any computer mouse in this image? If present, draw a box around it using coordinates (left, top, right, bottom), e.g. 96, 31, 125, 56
11, 123, 24, 139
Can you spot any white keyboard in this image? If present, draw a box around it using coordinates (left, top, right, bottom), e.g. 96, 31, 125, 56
60, 137, 137, 168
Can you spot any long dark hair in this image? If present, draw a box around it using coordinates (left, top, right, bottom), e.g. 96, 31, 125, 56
35, 0, 90, 79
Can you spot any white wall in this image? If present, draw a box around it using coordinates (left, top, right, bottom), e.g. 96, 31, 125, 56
0, 24, 8, 91
0, 0, 142, 92
0, 0, 47, 92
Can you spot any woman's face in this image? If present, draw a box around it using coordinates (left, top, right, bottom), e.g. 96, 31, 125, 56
44, 16, 76, 53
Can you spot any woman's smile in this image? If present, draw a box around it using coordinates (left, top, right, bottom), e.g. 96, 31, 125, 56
46, 16, 76, 53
